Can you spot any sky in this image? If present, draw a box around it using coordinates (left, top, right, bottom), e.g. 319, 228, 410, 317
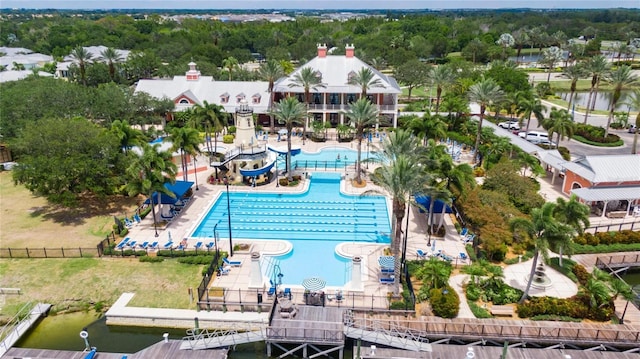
1, 0, 638, 9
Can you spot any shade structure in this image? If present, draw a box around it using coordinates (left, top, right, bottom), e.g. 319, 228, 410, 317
378, 256, 395, 269
144, 180, 194, 205
414, 194, 452, 214
302, 277, 326, 291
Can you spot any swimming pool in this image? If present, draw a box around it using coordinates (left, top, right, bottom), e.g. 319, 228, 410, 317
191, 172, 391, 286
285, 147, 375, 170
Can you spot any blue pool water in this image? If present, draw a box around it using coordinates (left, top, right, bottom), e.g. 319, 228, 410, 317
191, 172, 391, 286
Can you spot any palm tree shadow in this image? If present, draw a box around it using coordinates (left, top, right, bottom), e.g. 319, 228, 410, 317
36, 196, 139, 226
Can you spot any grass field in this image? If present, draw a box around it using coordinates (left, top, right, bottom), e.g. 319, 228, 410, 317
0, 171, 204, 321
0, 257, 203, 319
0, 171, 137, 248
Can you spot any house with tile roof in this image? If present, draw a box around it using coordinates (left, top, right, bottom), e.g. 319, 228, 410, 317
560, 154, 640, 218
273, 44, 402, 128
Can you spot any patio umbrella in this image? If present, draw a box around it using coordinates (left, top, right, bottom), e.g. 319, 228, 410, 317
378, 256, 395, 269
168, 230, 172, 242
302, 277, 326, 291
278, 128, 288, 136
431, 239, 436, 252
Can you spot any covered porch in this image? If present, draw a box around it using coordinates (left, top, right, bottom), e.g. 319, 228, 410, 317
571, 186, 640, 219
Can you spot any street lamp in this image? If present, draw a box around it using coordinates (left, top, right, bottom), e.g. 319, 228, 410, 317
193, 156, 199, 191
213, 220, 220, 258
223, 176, 233, 257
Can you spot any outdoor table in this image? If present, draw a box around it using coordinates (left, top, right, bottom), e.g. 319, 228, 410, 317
280, 299, 293, 312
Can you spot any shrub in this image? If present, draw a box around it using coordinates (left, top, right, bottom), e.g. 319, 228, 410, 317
468, 301, 493, 318
517, 296, 612, 321
429, 286, 460, 318
228, 126, 236, 134
547, 257, 578, 283
178, 255, 214, 265
279, 178, 289, 186
119, 227, 129, 237
223, 134, 235, 144
140, 256, 164, 263
473, 167, 485, 177
572, 264, 590, 285
557, 146, 571, 161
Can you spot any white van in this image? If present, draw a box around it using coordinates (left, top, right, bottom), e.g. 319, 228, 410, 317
518, 131, 549, 144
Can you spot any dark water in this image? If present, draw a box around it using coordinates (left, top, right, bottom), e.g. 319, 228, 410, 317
555, 91, 635, 112
16, 311, 349, 358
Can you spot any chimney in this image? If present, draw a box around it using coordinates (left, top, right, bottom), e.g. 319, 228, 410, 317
345, 44, 355, 58
317, 43, 327, 58
185, 62, 200, 81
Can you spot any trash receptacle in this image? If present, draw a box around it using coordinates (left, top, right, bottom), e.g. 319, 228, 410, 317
257, 293, 263, 304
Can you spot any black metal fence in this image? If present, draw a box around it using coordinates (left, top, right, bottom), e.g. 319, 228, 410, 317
0, 231, 118, 258
196, 249, 222, 311
197, 286, 415, 313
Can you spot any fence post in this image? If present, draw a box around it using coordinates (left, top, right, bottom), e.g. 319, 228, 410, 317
61, 247, 65, 257
79, 248, 83, 257
44, 248, 47, 258
26, 248, 30, 258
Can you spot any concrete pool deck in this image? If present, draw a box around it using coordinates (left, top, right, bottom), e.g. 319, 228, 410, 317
123, 132, 472, 303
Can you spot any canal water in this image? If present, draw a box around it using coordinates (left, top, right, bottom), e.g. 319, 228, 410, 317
555, 91, 635, 112
16, 311, 350, 358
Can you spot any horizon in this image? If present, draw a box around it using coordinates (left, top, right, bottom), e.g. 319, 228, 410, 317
1, 0, 638, 10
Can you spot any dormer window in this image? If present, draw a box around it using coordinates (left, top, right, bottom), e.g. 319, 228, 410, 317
315, 71, 322, 82
347, 70, 356, 82
236, 92, 246, 103
220, 92, 230, 104
252, 93, 261, 104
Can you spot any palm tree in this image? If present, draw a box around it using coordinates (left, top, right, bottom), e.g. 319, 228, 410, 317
551, 194, 589, 266
409, 112, 447, 146
99, 47, 123, 82
540, 46, 564, 83
110, 119, 143, 153
604, 65, 639, 136
560, 64, 586, 110
168, 126, 201, 181
468, 78, 504, 162
125, 143, 177, 237
417, 257, 452, 290
222, 56, 238, 81
347, 67, 384, 98
258, 60, 285, 135
583, 55, 609, 123
192, 101, 226, 156
368, 130, 428, 294
344, 98, 379, 184
69, 46, 93, 86
580, 277, 611, 309
288, 66, 326, 145
510, 202, 574, 303
495, 33, 515, 60
517, 90, 545, 134
625, 89, 640, 154
547, 108, 576, 148
427, 66, 456, 113
270, 97, 307, 181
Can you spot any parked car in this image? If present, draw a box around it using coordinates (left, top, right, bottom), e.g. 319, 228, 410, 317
518, 131, 549, 143
498, 120, 520, 130
629, 125, 638, 134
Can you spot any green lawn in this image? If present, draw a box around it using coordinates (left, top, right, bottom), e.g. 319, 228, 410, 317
0, 257, 204, 319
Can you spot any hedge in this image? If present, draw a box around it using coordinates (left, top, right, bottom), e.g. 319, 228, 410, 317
517, 296, 613, 321
429, 286, 460, 318
574, 230, 640, 246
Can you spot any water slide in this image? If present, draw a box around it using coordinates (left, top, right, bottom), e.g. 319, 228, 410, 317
267, 145, 301, 156
239, 152, 277, 177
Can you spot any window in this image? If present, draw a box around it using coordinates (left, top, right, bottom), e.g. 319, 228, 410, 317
347, 94, 356, 103
252, 94, 261, 104
313, 93, 321, 104
347, 70, 356, 82
330, 93, 339, 105
179, 98, 190, 104
220, 92, 230, 104
236, 93, 246, 103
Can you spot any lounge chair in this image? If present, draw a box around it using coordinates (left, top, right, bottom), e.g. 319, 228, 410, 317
462, 234, 475, 244
149, 241, 158, 249
127, 241, 137, 248
139, 241, 149, 249
218, 266, 230, 275
194, 242, 203, 250
416, 249, 428, 258
133, 213, 141, 224
460, 252, 468, 261
124, 218, 134, 228
205, 242, 215, 250
223, 257, 242, 267
459, 228, 468, 238
335, 290, 343, 301
116, 237, 130, 249
284, 287, 291, 299
163, 241, 173, 249
379, 277, 395, 285
381, 267, 394, 274
267, 280, 277, 297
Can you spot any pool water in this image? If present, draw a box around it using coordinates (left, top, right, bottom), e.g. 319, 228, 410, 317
191, 172, 390, 286
291, 147, 372, 164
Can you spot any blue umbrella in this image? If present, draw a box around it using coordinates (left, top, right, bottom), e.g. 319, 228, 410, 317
302, 277, 326, 291
378, 256, 395, 269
